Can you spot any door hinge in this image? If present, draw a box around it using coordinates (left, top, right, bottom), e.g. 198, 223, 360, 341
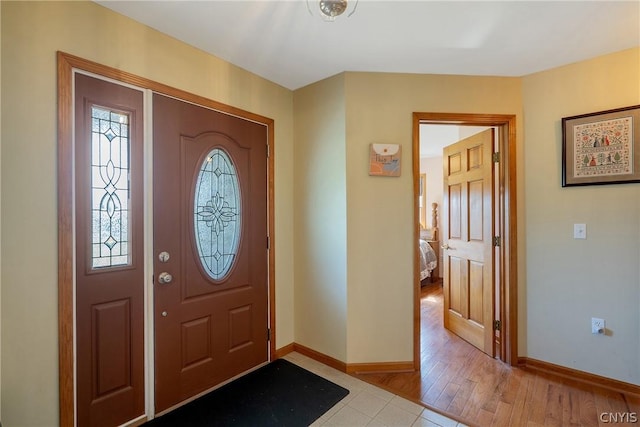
492, 152, 500, 163
267, 328, 271, 341
493, 236, 501, 247
266, 144, 270, 158
267, 235, 270, 250
494, 320, 502, 331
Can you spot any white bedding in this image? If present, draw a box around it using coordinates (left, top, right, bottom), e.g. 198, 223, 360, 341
419, 239, 437, 281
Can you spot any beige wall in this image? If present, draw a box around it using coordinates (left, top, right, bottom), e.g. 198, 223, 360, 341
1, 2, 295, 425
343, 72, 524, 362
293, 75, 348, 361
291, 73, 523, 364
419, 156, 443, 232
522, 47, 640, 385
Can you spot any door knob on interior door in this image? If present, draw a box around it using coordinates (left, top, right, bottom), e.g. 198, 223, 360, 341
158, 272, 173, 284
441, 243, 452, 250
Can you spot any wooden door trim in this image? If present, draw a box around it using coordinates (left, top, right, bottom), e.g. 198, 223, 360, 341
412, 112, 517, 370
57, 51, 277, 427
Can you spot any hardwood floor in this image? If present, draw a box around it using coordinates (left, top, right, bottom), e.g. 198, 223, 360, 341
353, 282, 640, 427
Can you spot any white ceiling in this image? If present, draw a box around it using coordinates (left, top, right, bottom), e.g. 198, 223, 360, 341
95, 0, 640, 91
419, 124, 487, 157
420, 125, 460, 158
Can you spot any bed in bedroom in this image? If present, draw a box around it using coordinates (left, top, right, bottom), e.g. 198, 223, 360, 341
419, 239, 438, 281
419, 202, 440, 283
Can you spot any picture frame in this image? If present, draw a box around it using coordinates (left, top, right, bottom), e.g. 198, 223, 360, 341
369, 143, 401, 177
562, 105, 640, 187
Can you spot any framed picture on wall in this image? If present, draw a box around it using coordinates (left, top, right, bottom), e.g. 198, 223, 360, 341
369, 143, 401, 177
562, 105, 640, 187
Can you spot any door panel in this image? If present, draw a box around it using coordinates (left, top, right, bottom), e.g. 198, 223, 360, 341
153, 94, 268, 412
92, 299, 132, 396
442, 129, 494, 356
75, 74, 145, 427
469, 180, 484, 240
449, 184, 462, 239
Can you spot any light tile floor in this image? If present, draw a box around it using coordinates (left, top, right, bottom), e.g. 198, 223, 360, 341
283, 352, 468, 427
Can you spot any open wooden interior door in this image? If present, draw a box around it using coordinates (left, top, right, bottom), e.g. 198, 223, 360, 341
442, 129, 495, 356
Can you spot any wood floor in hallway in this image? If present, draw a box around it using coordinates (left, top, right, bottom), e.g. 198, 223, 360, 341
353, 282, 640, 427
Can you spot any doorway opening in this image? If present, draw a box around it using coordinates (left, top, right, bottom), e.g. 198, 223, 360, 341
411, 112, 518, 370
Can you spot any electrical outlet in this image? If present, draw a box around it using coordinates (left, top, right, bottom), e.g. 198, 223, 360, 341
591, 317, 605, 334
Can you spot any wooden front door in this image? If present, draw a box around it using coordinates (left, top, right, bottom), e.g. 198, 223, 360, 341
74, 74, 145, 426
153, 94, 269, 412
442, 129, 494, 356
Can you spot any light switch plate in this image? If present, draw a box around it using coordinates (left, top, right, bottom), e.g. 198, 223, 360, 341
574, 223, 587, 239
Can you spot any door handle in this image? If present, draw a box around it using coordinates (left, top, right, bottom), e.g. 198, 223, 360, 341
441, 244, 452, 250
158, 272, 173, 284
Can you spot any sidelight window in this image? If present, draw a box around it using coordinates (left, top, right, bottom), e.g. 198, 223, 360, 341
90, 106, 131, 268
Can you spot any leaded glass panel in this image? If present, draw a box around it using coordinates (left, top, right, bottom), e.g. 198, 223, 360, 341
91, 106, 131, 268
194, 149, 241, 280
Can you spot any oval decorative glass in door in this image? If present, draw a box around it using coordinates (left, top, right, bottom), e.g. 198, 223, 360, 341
194, 148, 241, 280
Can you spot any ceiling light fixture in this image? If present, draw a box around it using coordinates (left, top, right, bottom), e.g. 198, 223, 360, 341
307, 0, 359, 22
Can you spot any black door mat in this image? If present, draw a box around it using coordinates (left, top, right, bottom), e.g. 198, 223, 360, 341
144, 358, 349, 426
